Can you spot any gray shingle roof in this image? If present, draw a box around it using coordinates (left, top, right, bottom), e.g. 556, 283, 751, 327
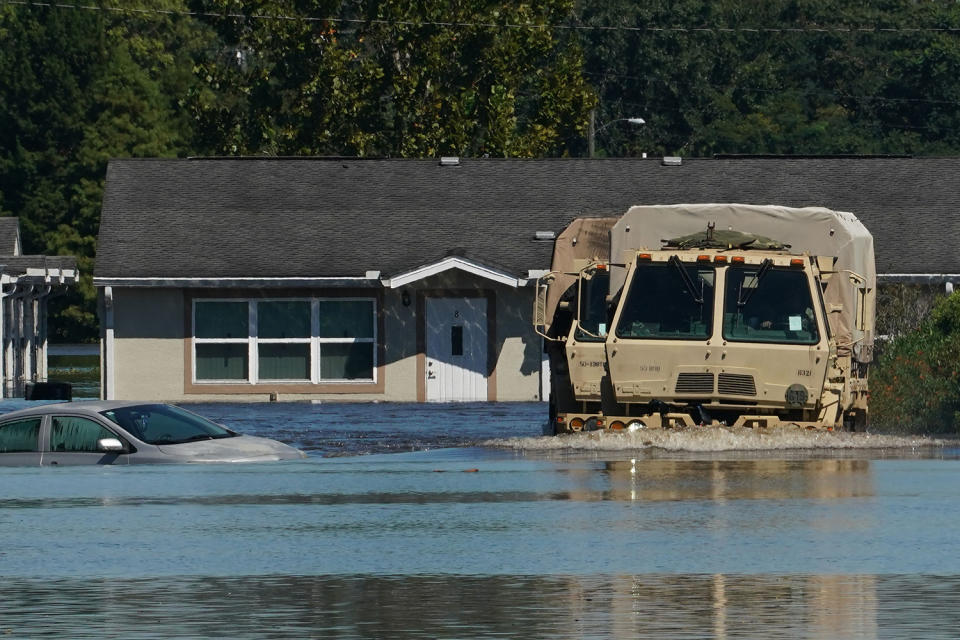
0, 255, 77, 275
95, 157, 960, 279
0, 217, 21, 255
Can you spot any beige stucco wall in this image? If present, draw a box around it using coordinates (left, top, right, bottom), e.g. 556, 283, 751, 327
380, 287, 419, 401
110, 288, 186, 401
105, 273, 543, 403
494, 286, 544, 401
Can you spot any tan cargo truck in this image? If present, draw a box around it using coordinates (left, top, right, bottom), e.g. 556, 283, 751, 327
534, 204, 875, 434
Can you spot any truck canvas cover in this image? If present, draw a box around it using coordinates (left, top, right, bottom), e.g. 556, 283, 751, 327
542, 217, 618, 333
609, 204, 876, 362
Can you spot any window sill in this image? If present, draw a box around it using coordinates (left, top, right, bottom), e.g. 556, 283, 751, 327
184, 379, 384, 395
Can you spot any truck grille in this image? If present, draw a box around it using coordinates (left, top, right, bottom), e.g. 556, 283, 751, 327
675, 373, 714, 394
718, 373, 757, 396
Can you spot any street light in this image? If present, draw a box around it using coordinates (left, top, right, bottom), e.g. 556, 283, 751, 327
588, 112, 646, 157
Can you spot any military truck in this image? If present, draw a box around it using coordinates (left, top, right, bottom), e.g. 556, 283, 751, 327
534, 204, 875, 433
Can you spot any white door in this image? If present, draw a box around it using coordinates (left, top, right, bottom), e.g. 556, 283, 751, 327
425, 297, 488, 402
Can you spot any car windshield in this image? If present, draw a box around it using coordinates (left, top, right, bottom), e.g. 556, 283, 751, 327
100, 404, 235, 445
615, 261, 715, 340
722, 266, 819, 344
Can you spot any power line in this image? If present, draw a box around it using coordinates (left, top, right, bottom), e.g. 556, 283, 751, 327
4, 1, 960, 34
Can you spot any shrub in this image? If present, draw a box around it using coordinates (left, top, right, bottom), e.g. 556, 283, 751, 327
870, 292, 960, 434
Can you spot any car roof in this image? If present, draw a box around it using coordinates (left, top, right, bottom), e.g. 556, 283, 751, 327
0, 401, 169, 421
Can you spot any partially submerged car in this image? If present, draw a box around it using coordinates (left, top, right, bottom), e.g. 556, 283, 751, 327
0, 401, 306, 466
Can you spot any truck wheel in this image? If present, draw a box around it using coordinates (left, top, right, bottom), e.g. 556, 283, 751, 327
844, 411, 867, 432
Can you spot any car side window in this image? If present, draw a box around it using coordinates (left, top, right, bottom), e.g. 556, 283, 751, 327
0, 418, 41, 452
50, 416, 117, 453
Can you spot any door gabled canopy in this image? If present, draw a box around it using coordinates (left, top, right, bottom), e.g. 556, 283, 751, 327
383, 256, 523, 288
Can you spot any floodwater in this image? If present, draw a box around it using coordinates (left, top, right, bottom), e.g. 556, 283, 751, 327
47, 344, 100, 399
2, 401, 960, 639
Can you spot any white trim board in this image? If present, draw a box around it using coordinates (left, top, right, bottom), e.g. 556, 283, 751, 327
93, 276, 381, 288
383, 257, 522, 288
877, 273, 960, 284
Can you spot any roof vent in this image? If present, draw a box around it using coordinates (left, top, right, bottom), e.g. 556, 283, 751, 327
534, 231, 556, 241
662, 156, 683, 166
439, 156, 460, 166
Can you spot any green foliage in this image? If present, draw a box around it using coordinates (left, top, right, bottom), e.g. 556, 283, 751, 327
185, 0, 595, 157
871, 291, 960, 434
580, 0, 960, 157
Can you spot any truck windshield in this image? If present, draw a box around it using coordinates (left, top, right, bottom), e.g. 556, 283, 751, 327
575, 269, 610, 342
615, 262, 714, 340
722, 267, 819, 344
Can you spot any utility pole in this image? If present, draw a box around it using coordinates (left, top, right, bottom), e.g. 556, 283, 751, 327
588, 109, 596, 158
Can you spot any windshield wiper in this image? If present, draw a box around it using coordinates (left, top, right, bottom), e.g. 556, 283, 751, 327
668, 255, 703, 304
152, 434, 215, 445
738, 258, 773, 307
182, 434, 216, 442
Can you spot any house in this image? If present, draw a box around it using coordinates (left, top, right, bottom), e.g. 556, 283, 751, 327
94, 156, 960, 402
0, 217, 78, 397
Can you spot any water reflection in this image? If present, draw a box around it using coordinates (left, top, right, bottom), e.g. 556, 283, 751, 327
5, 573, 960, 639
0, 458, 875, 511
590, 458, 875, 502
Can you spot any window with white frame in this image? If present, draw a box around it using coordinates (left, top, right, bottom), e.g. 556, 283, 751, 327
193, 298, 376, 383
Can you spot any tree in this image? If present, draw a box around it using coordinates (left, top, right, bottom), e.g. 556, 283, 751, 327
0, 2, 212, 340
576, 0, 960, 157
871, 291, 960, 434
186, 0, 596, 157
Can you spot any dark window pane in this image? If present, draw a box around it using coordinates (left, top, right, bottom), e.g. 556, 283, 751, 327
195, 301, 248, 339
723, 267, 819, 344
259, 301, 310, 339
451, 326, 464, 356
196, 343, 248, 380
319, 300, 374, 338
50, 417, 115, 452
321, 343, 374, 380
258, 343, 310, 380
615, 263, 714, 339
576, 270, 610, 342
0, 418, 40, 452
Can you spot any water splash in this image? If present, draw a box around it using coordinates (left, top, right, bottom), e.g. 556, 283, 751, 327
488, 427, 945, 453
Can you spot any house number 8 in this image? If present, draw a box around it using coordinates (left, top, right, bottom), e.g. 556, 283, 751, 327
454, 310, 460, 318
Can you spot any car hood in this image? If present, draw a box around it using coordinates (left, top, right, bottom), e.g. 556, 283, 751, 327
156, 435, 307, 462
